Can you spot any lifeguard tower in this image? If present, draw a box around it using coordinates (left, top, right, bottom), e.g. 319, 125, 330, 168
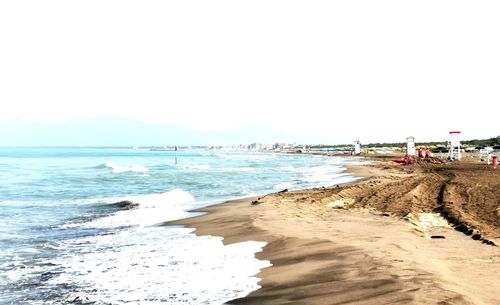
406, 136, 415, 156
448, 131, 461, 161
353, 140, 361, 155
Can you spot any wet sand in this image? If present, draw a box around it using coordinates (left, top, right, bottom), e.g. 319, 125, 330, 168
170, 156, 500, 304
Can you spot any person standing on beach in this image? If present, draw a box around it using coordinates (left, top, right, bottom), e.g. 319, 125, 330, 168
417, 148, 423, 159
425, 148, 431, 158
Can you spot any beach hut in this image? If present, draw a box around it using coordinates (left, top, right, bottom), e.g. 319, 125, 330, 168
406, 136, 415, 156
353, 141, 361, 155
448, 131, 461, 161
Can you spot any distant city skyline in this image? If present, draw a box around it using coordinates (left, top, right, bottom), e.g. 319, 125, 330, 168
1, 1, 499, 146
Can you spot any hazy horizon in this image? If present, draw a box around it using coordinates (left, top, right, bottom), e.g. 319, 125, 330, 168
1, 116, 498, 147
1, 1, 499, 147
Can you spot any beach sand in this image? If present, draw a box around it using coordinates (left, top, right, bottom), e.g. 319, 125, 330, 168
170, 155, 500, 305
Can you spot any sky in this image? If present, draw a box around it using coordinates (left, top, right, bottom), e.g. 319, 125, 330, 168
1, 1, 499, 146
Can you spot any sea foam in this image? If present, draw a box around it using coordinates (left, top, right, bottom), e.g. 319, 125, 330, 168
41, 189, 271, 305
98, 161, 149, 173
82, 189, 195, 228
49, 228, 271, 305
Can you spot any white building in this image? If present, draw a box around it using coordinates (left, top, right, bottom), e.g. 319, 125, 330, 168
406, 136, 416, 156
448, 131, 461, 161
353, 140, 361, 155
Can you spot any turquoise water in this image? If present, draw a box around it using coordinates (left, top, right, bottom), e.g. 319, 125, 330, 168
0, 148, 359, 304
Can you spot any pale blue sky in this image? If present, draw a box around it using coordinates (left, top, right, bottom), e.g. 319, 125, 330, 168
1, 1, 499, 146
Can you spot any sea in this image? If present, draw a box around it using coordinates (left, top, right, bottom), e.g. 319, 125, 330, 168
0, 147, 361, 305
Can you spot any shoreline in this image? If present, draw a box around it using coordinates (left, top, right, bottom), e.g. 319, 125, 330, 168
169, 155, 500, 304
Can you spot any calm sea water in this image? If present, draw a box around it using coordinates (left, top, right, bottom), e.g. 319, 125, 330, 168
0, 148, 360, 305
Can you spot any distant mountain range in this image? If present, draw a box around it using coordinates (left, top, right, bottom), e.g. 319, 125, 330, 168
0, 117, 300, 146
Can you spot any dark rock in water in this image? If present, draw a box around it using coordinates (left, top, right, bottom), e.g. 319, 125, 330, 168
112, 200, 139, 210
431, 235, 446, 239
277, 189, 288, 193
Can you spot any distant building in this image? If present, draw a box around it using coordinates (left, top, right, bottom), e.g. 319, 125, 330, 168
272, 143, 292, 150
247, 143, 262, 151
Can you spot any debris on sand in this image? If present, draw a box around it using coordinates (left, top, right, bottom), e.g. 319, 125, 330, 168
327, 198, 355, 209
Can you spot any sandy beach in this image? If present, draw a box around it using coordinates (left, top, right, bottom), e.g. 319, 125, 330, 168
170, 155, 500, 305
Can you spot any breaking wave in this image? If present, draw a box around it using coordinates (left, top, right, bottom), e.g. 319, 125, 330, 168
96, 161, 148, 173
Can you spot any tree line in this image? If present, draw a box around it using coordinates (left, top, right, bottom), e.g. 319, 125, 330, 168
308, 136, 500, 149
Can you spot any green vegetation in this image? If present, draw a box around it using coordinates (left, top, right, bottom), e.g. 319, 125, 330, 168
461, 137, 500, 147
